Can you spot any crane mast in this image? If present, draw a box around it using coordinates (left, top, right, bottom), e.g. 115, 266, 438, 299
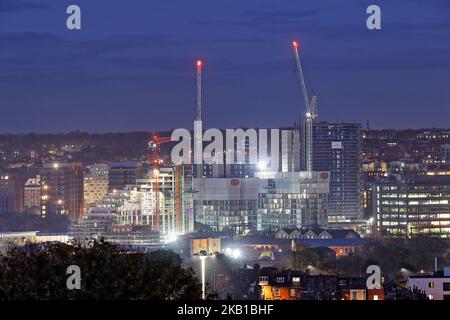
292, 40, 317, 175
196, 60, 202, 121
194, 60, 203, 178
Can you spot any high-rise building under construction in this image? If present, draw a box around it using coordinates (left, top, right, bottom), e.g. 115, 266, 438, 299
194, 128, 300, 178
306, 122, 363, 225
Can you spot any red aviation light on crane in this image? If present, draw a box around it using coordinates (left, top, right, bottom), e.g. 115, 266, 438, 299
196, 60, 202, 68
292, 40, 299, 48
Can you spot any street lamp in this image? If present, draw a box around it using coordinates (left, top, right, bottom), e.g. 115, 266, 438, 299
200, 255, 207, 300
224, 248, 241, 259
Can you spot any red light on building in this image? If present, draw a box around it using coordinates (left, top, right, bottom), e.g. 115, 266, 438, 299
230, 179, 240, 186
320, 172, 329, 179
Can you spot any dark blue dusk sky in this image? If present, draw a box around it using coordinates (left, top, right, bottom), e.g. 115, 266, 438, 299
0, 0, 449, 133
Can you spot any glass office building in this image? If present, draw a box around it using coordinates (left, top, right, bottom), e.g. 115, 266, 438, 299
373, 175, 450, 238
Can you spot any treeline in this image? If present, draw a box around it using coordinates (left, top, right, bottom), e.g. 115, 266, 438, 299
0, 131, 176, 164
0, 212, 69, 233
288, 236, 450, 281
0, 241, 201, 300
338, 236, 450, 280
0, 131, 176, 148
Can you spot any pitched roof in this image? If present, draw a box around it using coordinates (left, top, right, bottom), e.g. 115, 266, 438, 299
337, 276, 366, 289
278, 228, 300, 234
292, 238, 367, 247
228, 236, 291, 246
326, 229, 360, 239
301, 228, 360, 238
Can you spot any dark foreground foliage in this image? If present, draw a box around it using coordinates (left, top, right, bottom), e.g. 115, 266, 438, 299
337, 236, 450, 281
286, 236, 450, 282
0, 240, 201, 300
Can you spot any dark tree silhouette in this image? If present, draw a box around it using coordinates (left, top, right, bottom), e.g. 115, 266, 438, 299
337, 236, 450, 281
0, 240, 201, 300
288, 246, 336, 272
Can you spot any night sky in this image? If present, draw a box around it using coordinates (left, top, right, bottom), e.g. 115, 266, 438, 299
0, 0, 449, 133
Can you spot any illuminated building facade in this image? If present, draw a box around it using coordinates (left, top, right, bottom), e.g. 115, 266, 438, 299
193, 177, 260, 234
0, 172, 25, 214
68, 209, 161, 246
310, 122, 363, 225
257, 171, 330, 231
24, 176, 41, 211
193, 171, 330, 234
258, 270, 303, 300
41, 162, 84, 219
194, 128, 300, 178
108, 161, 143, 192
373, 176, 450, 238
0, 175, 12, 214
408, 268, 450, 300
80, 165, 194, 242
362, 160, 388, 180
84, 164, 109, 208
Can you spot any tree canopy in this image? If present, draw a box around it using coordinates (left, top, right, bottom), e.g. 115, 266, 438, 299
288, 246, 336, 272
285, 236, 450, 281
0, 240, 201, 300
337, 236, 450, 281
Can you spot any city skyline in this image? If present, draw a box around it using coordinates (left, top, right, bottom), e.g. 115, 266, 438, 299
1, 0, 450, 304
0, 0, 449, 133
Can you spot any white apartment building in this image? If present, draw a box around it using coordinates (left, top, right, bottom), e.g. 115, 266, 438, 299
408, 268, 450, 300
24, 176, 41, 210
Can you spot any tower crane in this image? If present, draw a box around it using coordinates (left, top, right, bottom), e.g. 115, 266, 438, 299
292, 40, 317, 176
196, 59, 202, 122
194, 59, 203, 178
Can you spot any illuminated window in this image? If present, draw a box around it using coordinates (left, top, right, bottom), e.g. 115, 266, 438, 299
273, 288, 280, 297
276, 277, 285, 283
